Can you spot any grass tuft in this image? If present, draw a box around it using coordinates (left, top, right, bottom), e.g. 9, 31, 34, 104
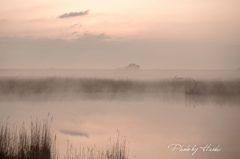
0, 116, 55, 159
0, 117, 129, 159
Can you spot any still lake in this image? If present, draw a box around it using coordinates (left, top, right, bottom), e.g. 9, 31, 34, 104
0, 69, 240, 159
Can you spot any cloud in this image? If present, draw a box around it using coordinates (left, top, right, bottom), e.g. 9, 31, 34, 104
60, 129, 89, 138
70, 23, 82, 28
71, 31, 78, 35
59, 10, 89, 18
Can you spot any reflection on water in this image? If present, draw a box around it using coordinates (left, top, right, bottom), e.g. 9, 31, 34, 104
0, 99, 240, 159
0, 70, 240, 159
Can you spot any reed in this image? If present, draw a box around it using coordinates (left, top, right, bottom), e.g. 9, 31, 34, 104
0, 77, 239, 99
0, 117, 129, 159
0, 117, 55, 159
64, 132, 128, 159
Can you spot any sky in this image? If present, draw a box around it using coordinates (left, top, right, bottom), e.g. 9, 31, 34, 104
0, 0, 240, 69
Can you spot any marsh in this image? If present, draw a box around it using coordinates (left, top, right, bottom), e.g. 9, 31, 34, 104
0, 69, 240, 159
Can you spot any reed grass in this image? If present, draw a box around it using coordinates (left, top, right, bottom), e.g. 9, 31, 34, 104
0, 117, 129, 159
64, 131, 128, 159
0, 77, 239, 99
0, 117, 55, 159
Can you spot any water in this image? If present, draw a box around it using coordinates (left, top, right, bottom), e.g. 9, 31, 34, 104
0, 69, 240, 159
0, 69, 240, 80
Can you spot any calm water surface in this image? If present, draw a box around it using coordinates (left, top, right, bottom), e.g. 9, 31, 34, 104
0, 70, 240, 159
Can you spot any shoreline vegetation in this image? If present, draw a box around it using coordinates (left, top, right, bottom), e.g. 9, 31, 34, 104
0, 117, 129, 159
0, 77, 239, 102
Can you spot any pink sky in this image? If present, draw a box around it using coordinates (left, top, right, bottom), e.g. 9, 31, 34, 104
1, 0, 239, 40
0, 0, 240, 69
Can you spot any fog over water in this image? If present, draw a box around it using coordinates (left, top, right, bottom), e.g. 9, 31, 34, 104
0, 69, 240, 79
0, 69, 240, 159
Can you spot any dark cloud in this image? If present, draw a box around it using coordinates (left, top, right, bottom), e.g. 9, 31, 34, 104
71, 31, 78, 35
70, 23, 82, 28
60, 129, 89, 138
59, 10, 89, 18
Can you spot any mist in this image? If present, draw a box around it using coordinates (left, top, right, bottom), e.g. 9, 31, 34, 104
0, 35, 240, 70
